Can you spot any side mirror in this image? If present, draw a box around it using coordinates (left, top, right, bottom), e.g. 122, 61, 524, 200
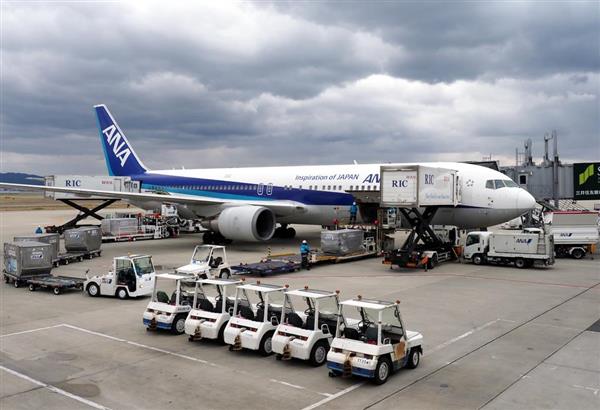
228, 307, 234, 316
321, 324, 330, 335
383, 337, 391, 345
270, 316, 279, 326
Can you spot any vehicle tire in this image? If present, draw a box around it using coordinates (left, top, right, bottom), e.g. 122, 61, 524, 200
116, 287, 128, 300
14, 280, 20, 288
53, 287, 60, 295
473, 254, 483, 265
259, 331, 275, 356
54, 261, 59, 267
373, 356, 392, 385
218, 323, 227, 343
219, 269, 231, 279
29, 284, 36, 292
571, 248, 585, 260
514, 258, 526, 269
171, 314, 187, 335
309, 340, 329, 367
164, 229, 171, 239
406, 348, 420, 369
78, 256, 84, 262
87, 283, 100, 297
65, 259, 69, 265
4, 275, 9, 284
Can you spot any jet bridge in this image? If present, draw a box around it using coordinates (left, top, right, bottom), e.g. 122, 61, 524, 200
380, 165, 461, 269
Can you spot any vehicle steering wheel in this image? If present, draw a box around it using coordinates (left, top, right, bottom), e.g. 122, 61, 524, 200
304, 308, 315, 315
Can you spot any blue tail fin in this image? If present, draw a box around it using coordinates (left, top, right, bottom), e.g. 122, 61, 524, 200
94, 104, 147, 176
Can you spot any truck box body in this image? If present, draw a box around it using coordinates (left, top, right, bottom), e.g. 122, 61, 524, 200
64, 227, 102, 252
3, 241, 53, 277
490, 232, 542, 255
380, 165, 460, 207
44, 175, 140, 200
544, 211, 599, 246
13, 233, 60, 261
320, 229, 364, 255
101, 218, 140, 236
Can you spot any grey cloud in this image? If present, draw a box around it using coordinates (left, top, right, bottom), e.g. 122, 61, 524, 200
0, 2, 598, 176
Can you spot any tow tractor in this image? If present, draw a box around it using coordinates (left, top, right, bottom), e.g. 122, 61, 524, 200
327, 297, 423, 385
142, 273, 196, 334
224, 281, 286, 355
176, 245, 232, 279
272, 287, 342, 366
84, 255, 156, 299
184, 278, 242, 342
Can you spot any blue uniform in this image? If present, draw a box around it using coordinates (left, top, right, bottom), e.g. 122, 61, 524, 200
300, 243, 310, 255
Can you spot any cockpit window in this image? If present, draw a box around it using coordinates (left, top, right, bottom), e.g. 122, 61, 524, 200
487, 179, 518, 189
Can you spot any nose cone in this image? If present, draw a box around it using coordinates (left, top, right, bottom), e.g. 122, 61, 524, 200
517, 189, 536, 212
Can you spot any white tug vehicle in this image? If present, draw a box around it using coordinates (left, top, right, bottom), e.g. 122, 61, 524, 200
272, 287, 342, 366
184, 278, 242, 342
175, 245, 232, 279
224, 281, 286, 356
142, 273, 196, 334
326, 297, 423, 384
84, 255, 156, 299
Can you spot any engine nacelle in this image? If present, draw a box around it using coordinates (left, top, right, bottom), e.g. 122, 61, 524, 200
203, 206, 276, 242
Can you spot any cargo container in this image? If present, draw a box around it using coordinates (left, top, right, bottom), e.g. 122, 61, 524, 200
64, 226, 102, 252
320, 229, 364, 255
14, 233, 60, 261
101, 218, 140, 236
3, 241, 53, 281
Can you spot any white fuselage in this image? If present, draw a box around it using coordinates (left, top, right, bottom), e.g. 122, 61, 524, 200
129, 162, 535, 229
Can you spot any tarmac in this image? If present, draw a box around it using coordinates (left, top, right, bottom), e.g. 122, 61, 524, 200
1, 209, 599, 410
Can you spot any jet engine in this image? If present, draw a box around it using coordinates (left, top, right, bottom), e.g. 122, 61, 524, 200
202, 206, 276, 242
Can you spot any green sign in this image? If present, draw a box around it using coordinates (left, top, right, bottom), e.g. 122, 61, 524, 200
574, 162, 600, 200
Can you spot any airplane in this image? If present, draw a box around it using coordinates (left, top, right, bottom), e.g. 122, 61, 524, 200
1, 104, 536, 243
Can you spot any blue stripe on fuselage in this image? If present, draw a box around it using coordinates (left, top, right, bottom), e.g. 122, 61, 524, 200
131, 173, 356, 206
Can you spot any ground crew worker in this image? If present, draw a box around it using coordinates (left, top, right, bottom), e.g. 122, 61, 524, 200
300, 240, 311, 270
35, 226, 43, 234
349, 202, 358, 224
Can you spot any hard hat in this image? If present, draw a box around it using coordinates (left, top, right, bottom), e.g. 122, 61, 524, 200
302, 240, 307, 243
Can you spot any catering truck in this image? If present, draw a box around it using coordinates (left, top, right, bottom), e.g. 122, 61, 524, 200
463, 228, 554, 268
544, 211, 599, 259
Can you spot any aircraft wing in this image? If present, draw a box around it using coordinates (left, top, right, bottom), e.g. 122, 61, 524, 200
0, 183, 305, 217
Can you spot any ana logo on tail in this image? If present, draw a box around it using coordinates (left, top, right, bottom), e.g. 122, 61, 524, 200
102, 124, 131, 167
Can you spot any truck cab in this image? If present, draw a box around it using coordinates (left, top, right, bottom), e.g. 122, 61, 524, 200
184, 278, 242, 342
463, 232, 491, 264
272, 287, 341, 366
142, 273, 196, 334
224, 282, 286, 355
176, 245, 231, 279
84, 255, 156, 299
327, 297, 423, 385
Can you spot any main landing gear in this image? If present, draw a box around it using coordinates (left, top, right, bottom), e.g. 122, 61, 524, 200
273, 225, 296, 239
203, 231, 232, 245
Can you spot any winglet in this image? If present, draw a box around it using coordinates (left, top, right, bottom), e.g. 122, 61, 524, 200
94, 104, 147, 176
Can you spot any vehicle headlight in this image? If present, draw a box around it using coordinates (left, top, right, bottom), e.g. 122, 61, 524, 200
139, 284, 143, 289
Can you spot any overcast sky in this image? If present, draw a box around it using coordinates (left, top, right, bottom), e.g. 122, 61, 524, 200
1, 1, 598, 175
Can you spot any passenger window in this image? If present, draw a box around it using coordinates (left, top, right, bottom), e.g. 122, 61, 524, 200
485, 180, 494, 189
339, 185, 342, 190
361, 185, 365, 190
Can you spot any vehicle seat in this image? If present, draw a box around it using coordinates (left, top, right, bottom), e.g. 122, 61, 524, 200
156, 291, 169, 304
286, 312, 303, 328
238, 304, 254, 321
344, 327, 360, 340
169, 291, 177, 305
197, 298, 214, 312
364, 326, 378, 342
304, 315, 315, 330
